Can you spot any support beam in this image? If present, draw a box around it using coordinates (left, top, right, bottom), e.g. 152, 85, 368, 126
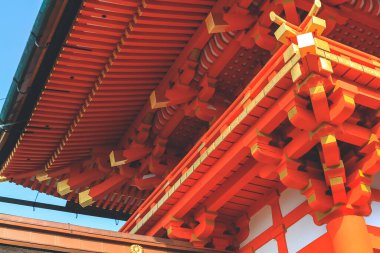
109, 145, 151, 167
5, 170, 41, 180
203, 160, 259, 212
192, 209, 218, 241
36, 167, 70, 182
205, 8, 255, 34
57, 169, 104, 196
79, 174, 127, 207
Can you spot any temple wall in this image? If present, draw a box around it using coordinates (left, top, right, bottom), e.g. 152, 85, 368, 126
366, 173, 380, 228
239, 186, 380, 253
366, 200, 380, 227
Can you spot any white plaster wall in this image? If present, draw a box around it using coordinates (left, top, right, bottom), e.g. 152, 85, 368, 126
285, 214, 327, 253
256, 239, 279, 253
366, 172, 380, 227
240, 205, 273, 248
279, 188, 307, 217
365, 200, 380, 227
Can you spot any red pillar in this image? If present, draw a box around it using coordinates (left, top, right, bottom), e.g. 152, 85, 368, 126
327, 215, 373, 253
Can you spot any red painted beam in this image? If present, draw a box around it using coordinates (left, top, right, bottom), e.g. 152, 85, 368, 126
204, 159, 259, 212
79, 174, 127, 207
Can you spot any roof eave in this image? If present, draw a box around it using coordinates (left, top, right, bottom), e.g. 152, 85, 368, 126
0, 0, 83, 169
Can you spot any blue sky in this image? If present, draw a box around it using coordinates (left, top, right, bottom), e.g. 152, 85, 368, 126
0, 1, 124, 230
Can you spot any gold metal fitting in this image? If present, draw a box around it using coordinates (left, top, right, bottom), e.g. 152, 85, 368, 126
130, 244, 144, 253
270, 0, 325, 44
308, 0, 322, 17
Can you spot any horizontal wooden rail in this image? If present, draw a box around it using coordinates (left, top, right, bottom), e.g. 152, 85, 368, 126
0, 214, 224, 253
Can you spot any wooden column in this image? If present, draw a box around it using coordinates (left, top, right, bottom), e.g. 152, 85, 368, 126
327, 215, 373, 253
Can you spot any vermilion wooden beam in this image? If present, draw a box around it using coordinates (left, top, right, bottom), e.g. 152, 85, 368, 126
320, 134, 341, 167
79, 174, 127, 207
5, 170, 42, 181
192, 209, 218, 244
109, 145, 151, 167
0, 214, 218, 253
36, 167, 71, 182
133, 174, 162, 190
205, 7, 255, 34
203, 159, 258, 212
57, 169, 104, 196
146, 147, 250, 236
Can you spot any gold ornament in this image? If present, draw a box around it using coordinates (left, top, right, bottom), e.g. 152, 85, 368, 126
130, 244, 143, 253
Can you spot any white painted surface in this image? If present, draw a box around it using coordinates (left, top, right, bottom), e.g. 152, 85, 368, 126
371, 172, 380, 190
365, 200, 380, 227
285, 215, 327, 253
240, 205, 273, 248
297, 33, 315, 48
256, 239, 279, 253
279, 188, 306, 217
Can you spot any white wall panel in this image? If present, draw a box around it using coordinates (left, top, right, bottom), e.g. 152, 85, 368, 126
256, 239, 279, 253
240, 205, 273, 248
365, 200, 380, 227
285, 215, 326, 253
279, 188, 306, 217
